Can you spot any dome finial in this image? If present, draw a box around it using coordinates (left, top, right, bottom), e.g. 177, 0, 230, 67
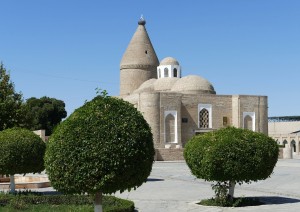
138, 14, 146, 25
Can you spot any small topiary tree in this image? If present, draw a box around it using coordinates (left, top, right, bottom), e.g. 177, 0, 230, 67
184, 127, 279, 205
44, 91, 155, 212
0, 128, 46, 193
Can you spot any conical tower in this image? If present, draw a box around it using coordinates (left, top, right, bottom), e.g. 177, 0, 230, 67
120, 17, 159, 96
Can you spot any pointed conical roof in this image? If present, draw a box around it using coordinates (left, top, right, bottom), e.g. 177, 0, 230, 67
120, 18, 159, 70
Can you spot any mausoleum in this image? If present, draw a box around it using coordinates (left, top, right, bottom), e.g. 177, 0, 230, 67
120, 18, 268, 160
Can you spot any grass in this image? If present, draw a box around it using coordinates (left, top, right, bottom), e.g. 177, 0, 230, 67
0, 192, 134, 212
199, 197, 264, 207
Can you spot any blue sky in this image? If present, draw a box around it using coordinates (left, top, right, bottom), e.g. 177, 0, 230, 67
0, 0, 299, 117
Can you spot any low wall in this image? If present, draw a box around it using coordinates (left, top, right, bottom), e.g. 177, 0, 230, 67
155, 148, 184, 161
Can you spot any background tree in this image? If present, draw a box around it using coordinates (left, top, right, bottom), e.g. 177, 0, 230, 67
23, 96, 67, 135
45, 91, 155, 212
184, 127, 279, 205
0, 63, 24, 131
0, 128, 46, 193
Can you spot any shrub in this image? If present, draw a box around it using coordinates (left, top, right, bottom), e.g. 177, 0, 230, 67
184, 127, 279, 205
0, 192, 134, 212
0, 128, 46, 175
45, 92, 154, 211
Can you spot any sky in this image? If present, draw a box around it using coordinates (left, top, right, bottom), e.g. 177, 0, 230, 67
0, 0, 299, 117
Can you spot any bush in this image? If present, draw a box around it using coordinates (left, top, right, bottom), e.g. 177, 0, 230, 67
45, 92, 154, 210
0, 192, 134, 212
0, 128, 46, 175
184, 127, 279, 203
199, 197, 263, 207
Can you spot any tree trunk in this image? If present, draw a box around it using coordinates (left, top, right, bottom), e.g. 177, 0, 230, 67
9, 175, 15, 193
94, 191, 103, 212
228, 181, 235, 199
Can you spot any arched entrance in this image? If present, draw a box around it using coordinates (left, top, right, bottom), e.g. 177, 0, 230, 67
291, 140, 296, 152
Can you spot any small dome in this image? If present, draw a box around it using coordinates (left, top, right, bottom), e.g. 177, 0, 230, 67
171, 75, 216, 94
154, 77, 179, 91
133, 79, 156, 93
160, 57, 179, 66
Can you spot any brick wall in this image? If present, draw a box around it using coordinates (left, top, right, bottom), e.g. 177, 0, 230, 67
155, 148, 184, 161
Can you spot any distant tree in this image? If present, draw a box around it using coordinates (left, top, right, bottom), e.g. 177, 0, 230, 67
45, 91, 155, 212
23, 96, 67, 135
0, 128, 46, 193
0, 63, 24, 131
184, 127, 279, 205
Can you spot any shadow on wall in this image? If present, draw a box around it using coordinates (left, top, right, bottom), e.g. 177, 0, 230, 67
181, 105, 198, 147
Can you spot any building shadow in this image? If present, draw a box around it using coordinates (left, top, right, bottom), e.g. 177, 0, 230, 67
147, 178, 164, 182
258, 196, 300, 205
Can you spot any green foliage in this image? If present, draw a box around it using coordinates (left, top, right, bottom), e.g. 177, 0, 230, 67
0, 192, 134, 212
22, 96, 67, 135
199, 197, 263, 207
184, 127, 279, 184
45, 93, 155, 195
211, 182, 229, 205
0, 128, 46, 175
0, 63, 24, 131
9, 196, 29, 210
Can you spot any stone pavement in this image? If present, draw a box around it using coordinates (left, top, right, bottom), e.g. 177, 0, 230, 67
115, 159, 300, 212
26, 159, 300, 211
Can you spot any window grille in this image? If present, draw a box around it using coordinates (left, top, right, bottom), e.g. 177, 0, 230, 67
199, 109, 209, 128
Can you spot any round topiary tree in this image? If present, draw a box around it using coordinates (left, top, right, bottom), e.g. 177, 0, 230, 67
45, 92, 155, 212
0, 128, 46, 193
184, 127, 279, 205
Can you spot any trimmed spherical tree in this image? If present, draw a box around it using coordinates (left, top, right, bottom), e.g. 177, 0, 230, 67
184, 127, 279, 204
0, 128, 46, 193
44, 93, 155, 212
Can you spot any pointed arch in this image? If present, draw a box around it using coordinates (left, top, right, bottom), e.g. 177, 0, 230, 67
198, 104, 212, 129
243, 112, 255, 131
244, 115, 253, 130
199, 109, 209, 128
164, 111, 178, 144
165, 114, 175, 143
173, 68, 177, 77
291, 140, 296, 152
283, 140, 288, 147
164, 68, 169, 77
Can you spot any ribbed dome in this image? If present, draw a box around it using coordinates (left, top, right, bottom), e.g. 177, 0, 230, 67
154, 77, 179, 91
133, 79, 156, 93
171, 75, 216, 94
134, 77, 180, 93
160, 57, 179, 66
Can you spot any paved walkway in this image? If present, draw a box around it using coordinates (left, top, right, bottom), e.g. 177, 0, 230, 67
115, 159, 300, 212
25, 159, 300, 211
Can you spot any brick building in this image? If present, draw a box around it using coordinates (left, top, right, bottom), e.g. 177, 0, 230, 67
120, 17, 268, 160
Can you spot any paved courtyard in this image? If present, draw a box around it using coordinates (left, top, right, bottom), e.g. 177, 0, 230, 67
27, 159, 300, 211
115, 159, 300, 212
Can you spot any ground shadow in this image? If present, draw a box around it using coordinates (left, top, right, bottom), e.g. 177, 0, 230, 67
257, 196, 300, 205
38, 191, 61, 195
147, 178, 164, 182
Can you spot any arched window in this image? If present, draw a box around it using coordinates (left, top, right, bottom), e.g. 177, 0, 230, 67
165, 114, 175, 143
199, 108, 209, 128
283, 140, 288, 147
164, 68, 168, 77
244, 115, 253, 130
291, 140, 296, 152
173, 68, 177, 77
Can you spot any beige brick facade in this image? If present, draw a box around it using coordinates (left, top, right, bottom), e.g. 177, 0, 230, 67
120, 18, 269, 161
